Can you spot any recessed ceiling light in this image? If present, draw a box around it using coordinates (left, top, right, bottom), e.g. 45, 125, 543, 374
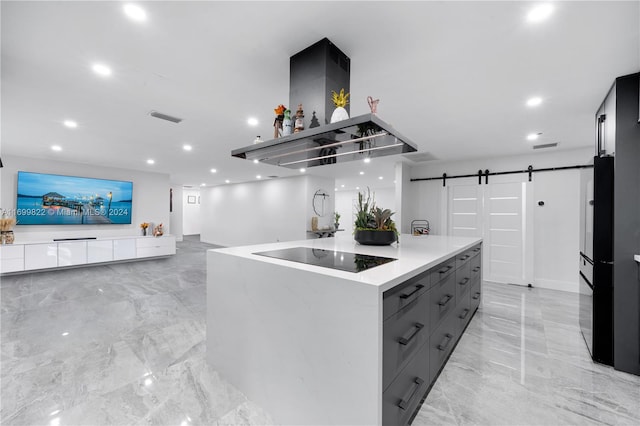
527, 3, 554, 23
92, 63, 112, 77
247, 117, 259, 126
200, 183, 206, 187
183, 144, 192, 151
526, 97, 543, 107
299, 168, 306, 173
356, 186, 360, 190
256, 175, 262, 179
253, 159, 259, 164
378, 176, 384, 180
210, 168, 217, 173
51, 145, 62, 151
225, 179, 230, 184
364, 158, 371, 163
61, 332, 69, 336
123, 4, 147, 22
335, 188, 338, 191
341, 184, 345, 188
63, 120, 77, 128
527, 133, 541, 141
147, 159, 155, 164
359, 171, 364, 175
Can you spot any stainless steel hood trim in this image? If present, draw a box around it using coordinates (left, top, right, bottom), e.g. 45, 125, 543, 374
279, 143, 404, 167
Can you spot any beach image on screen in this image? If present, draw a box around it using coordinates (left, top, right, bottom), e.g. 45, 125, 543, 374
16, 172, 133, 225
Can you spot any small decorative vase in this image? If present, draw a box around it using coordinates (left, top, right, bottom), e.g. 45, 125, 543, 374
330, 107, 349, 123
354, 230, 396, 246
335, 223, 339, 230
142, 228, 147, 236
1, 230, 15, 244
294, 104, 305, 133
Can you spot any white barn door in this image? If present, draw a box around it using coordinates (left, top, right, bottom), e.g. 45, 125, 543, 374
446, 175, 533, 285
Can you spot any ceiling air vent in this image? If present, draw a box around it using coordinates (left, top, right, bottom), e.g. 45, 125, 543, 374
149, 110, 183, 124
403, 152, 437, 163
533, 142, 558, 150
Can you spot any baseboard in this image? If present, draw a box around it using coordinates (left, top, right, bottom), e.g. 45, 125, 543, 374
533, 278, 578, 293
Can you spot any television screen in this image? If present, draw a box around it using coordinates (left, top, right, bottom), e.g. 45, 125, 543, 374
16, 171, 133, 225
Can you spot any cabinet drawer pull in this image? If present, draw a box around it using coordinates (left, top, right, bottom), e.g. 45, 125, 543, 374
437, 294, 453, 307
472, 292, 481, 300
438, 265, 453, 274
397, 377, 424, 410
459, 308, 470, 320
399, 284, 424, 300
472, 267, 481, 273
460, 255, 470, 261
398, 322, 424, 345
437, 333, 454, 351
473, 248, 481, 252
458, 277, 470, 286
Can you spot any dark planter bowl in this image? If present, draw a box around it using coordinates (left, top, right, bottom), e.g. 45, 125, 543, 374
354, 229, 397, 246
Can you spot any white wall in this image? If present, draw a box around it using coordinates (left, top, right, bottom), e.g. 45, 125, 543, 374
335, 187, 395, 236
0, 154, 170, 242
410, 148, 593, 293
182, 189, 201, 235
305, 175, 336, 232
200, 175, 334, 247
170, 185, 184, 242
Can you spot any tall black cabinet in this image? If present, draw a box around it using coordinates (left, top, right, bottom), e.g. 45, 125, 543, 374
594, 72, 640, 376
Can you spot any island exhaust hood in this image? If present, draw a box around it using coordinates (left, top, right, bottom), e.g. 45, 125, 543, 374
232, 38, 417, 169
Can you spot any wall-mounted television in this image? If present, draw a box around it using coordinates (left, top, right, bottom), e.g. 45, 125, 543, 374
16, 171, 133, 225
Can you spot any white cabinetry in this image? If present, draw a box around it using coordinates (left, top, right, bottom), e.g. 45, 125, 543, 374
137, 236, 176, 258
1, 235, 176, 274
113, 238, 136, 260
0, 245, 25, 273
87, 240, 113, 263
24, 243, 58, 270
58, 241, 88, 266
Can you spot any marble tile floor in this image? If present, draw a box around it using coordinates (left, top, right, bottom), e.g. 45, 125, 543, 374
1, 236, 274, 426
414, 282, 640, 426
2, 237, 639, 425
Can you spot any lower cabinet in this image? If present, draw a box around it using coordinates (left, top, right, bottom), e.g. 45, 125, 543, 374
24, 243, 58, 270
87, 240, 114, 263
136, 236, 176, 258
58, 241, 88, 266
382, 341, 431, 426
113, 238, 137, 260
382, 243, 482, 425
0, 245, 25, 273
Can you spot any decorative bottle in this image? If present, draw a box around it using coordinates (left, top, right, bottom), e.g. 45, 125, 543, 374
282, 109, 293, 136
294, 104, 305, 133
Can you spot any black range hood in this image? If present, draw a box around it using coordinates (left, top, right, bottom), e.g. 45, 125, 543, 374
232, 38, 417, 169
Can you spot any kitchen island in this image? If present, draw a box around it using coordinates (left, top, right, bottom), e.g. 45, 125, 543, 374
207, 234, 482, 425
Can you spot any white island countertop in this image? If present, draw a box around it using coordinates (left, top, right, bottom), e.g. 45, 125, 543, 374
211, 233, 482, 292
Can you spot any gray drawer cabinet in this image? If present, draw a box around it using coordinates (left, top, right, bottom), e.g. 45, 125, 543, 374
382, 243, 482, 425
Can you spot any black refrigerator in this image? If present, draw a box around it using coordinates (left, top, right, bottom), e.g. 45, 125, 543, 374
579, 155, 614, 366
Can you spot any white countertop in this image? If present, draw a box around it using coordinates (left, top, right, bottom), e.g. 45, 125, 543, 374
211, 234, 482, 289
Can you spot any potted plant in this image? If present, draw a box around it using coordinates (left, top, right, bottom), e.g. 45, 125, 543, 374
353, 188, 398, 245
334, 211, 341, 230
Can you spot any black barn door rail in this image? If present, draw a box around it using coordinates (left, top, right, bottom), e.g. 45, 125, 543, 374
411, 164, 594, 187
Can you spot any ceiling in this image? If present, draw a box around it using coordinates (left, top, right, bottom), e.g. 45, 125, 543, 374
2, 1, 638, 191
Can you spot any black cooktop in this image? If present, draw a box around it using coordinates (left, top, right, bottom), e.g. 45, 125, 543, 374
253, 247, 397, 273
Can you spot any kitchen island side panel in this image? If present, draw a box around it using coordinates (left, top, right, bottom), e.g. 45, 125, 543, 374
206, 250, 382, 425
